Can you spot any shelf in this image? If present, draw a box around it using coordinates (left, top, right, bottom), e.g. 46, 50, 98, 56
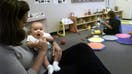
27, 16, 46, 22
78, 28, 87, 31
27, 12, 46, 22
75, 10, 123, 32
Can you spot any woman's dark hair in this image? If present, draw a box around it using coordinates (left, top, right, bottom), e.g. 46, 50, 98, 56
0, 0, 29, 46
17, 1, 30, 20
107, 10, 116, 19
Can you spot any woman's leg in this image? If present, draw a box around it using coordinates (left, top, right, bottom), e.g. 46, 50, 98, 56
59, 43, 111, 74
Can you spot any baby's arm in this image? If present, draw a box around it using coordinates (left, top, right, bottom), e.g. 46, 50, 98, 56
46, 36, 54, 41
26, 35, 39, 49
44, 32, 54, 41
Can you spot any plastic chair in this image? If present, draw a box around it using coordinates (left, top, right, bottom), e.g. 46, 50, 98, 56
57, 21, 66, 37
57, 18, 73, 37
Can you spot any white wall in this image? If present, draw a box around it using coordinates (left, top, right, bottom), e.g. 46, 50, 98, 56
24, 0, 108, 33
45, 2, 106, 33
115, 0, 132, 19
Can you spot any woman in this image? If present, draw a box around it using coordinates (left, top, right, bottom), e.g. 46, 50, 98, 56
0, 0, 111, 74
0, 0, 47, 74
103, 10, 121, 35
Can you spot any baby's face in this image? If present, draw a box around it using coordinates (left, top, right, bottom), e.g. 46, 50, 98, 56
31, 22, 44, 38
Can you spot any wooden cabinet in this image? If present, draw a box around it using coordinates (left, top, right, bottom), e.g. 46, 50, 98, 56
76, 14, 97, 31
115, 10, 123, 18
75, 10, 123, 31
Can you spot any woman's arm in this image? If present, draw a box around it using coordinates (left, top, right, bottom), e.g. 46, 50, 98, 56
31, 50, 45, 74
0, 51, 44, 74
0, 50, 28, 74
8, 38, 48, 74
31, 38, 48, 74
103, 22, 112, 29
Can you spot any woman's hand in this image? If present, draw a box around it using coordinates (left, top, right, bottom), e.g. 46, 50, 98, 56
129, 32, 132, 35
102, 21, 112, 29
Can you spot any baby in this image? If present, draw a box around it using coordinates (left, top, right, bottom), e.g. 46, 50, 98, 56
26, 22, 61, 74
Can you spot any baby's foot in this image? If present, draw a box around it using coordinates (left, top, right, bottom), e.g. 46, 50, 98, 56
53, 61, 61, 71
47, 65, 54, 74
53, 65, 61, 71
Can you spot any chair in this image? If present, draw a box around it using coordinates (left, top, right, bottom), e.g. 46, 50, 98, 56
57, 17, 73, 37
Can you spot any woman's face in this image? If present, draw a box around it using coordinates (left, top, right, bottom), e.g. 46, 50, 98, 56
20, 12, 28, 28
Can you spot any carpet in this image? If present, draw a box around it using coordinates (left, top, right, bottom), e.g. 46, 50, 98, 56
54, 30, 132, 74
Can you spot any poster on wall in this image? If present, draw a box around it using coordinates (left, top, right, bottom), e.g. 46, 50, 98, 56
53, 0, 67, 4
34, 0, 51, 4
71, 0, 104, 3
34, 0, 67, 4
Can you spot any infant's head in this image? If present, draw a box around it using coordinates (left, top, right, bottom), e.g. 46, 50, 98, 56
30, 22, 44, 39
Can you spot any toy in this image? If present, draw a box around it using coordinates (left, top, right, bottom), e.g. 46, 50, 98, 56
60, 38, 66, 45
69, 12, 78, 33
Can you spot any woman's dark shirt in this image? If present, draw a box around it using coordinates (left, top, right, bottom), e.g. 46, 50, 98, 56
104, 18, 121, 35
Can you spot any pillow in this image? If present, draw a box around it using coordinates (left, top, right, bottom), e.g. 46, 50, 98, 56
88, 35, 104, 42
103, 35, 118, 40
116, 33, 131, 38
88, 42, 105, 51
116, 37, 132, 45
